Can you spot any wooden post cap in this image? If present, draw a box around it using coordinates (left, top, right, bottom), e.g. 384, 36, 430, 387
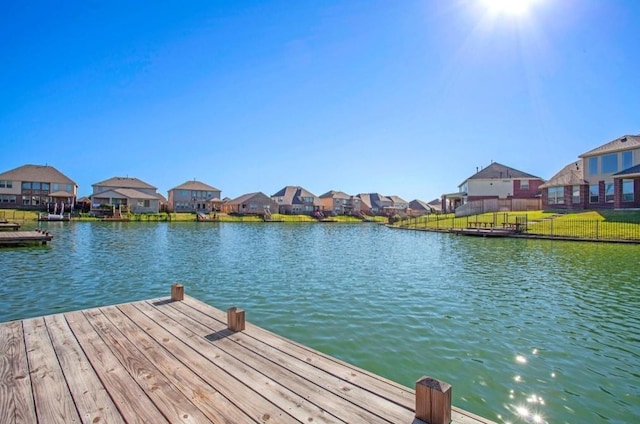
171, 283, 184, 301
227, 307, 246, 332
415, 376, 452, 424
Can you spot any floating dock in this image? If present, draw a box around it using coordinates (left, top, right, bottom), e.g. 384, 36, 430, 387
0, 285, 494, 424
0, 229, 52, 246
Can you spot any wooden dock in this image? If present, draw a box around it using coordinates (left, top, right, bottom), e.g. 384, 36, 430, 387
0, 229, 52, 246
0, 285, 494, 424
0, 222, 20, 231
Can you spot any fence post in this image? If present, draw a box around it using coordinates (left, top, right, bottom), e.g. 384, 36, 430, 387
415, 376, 451, 424
550, 220, 553, 237
595, 221, 599, 240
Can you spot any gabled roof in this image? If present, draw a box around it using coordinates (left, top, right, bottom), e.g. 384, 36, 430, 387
539, 161, 587, 188
170, 180, 220, 192
579, 134, 640, 158
91, 188, 159, 200
227, 192, 272, 205
93, 176, 156, 190
319, 190, 351, 199
0, 164, 76, 185
271, 186, 319, 205
387, 195, 408, 205
614, 164, 640, 178
409, 199, 432, 211
461, 162, 540, 186
357, 193, 391, 209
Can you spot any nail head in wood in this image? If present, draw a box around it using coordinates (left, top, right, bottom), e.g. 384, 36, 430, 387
171, 283, 184, 301
227, 307, 245, 332
415, 376, 452, 424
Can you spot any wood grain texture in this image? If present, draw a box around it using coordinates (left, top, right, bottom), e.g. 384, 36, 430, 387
0, 321, 37, 424
1, 294, 495, 424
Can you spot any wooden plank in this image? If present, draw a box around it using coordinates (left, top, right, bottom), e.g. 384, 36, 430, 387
170, 299, 415, 420
179, 297, 494, 424
64, 310, 170, 424
44, 314, 125, 424
184, 296, 412, 398
101, 304, 254, 423
81, 307, 211, 424
22, 317, 81, 423
158, 300, 397, 423
0, 321, 37, 424
131, 300, 337, 424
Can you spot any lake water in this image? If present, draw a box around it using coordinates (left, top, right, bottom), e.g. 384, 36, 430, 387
1, 221, 639, 423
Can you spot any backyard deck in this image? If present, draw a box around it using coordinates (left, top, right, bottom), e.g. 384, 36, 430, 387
0, 285, 495, 424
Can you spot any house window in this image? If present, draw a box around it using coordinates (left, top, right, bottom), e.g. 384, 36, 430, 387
601, 154, 618, 173
66, 184, 73, 191
22, 182, 31, 190
42, 183, 50, 191
588, 157, 598, 175
53, 183, 59, 191
520, 180, 529, 190
0, 180, 12, 188
572, 186, 580, 204
23, 197, 30, 205
144, 200, 150, 207
622, 151, 633, 170
548, 187, 564, 205
623, 179, 634, 202
589, 185, 599, 203
605, 183, 614, 203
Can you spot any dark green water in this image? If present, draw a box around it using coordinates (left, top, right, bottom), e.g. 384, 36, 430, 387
1, 222, 638, 423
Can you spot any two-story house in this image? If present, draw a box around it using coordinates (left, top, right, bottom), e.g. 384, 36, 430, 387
0, 164, 77, 211
167, 180, 222, 213
442, 162, 544, 214
91, 176, 162, 214
271, 186, 321, 215
318, 190, 361, 215
541, 134, 640, 210
357, 193, 393, 216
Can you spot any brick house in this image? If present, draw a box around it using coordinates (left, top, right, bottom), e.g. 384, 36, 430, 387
541, 134, 640, 210
168, 180, 222, 213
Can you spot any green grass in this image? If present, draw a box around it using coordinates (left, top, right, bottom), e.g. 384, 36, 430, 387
395, 210, 640, 241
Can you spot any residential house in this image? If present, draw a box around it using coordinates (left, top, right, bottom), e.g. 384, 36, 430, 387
0, 164, 77, 210
271, 186, 321, 215
222, 192, 278, 215
91, 176, 162, 214
442, 162, 544, 214
541, 134, 640, 210
408, 199, 434, 216
357, 193, 393, 216
318, 190, 361, 215
168, 180, 222, 213
539, 161, 588, 210
387, 195, 409, 215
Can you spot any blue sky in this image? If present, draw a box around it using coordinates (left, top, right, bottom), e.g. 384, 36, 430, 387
1, 0, 639, 201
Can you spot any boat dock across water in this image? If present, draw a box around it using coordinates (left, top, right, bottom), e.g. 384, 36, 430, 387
0, 284, 495, 424
0, 229, 52, 246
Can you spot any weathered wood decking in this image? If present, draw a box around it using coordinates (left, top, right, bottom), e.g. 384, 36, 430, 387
0, 229, 52, 246
0, 288, 495, 424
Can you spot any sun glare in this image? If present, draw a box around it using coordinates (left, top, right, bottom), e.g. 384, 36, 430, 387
482, 0, 538, 16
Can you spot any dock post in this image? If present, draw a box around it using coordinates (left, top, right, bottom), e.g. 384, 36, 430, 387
171, 283, 184, 301
227, 307, 245, 332
415, 376, 452, 424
